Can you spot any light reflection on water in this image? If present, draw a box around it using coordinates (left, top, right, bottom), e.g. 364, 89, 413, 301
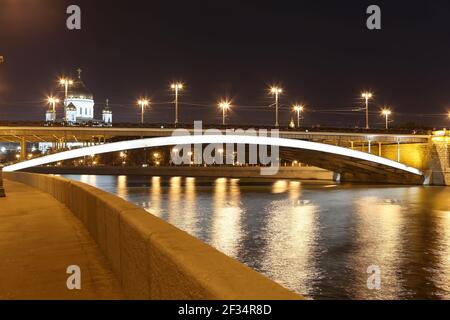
63, 174, 450, 300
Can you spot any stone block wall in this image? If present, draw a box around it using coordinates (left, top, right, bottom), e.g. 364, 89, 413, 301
3, 172, 301, 300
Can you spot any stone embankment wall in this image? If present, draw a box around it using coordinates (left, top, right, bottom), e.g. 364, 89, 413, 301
3, 172, 301, 300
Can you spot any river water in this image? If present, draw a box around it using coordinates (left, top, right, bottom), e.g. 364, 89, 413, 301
63, 174, 450, 300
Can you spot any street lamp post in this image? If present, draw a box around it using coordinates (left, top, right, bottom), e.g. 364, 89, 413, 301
361, 92, 373, 129
171, 83, 183, 126
382, 108, 392, 130
59, 78, 74, 122
293, 104, 304, 128
219, 100, 231, 126
137, 98, 150, 125
59, 78, 74, 104
270, 87, 283, 127
47, 96, 60, 122
47, 97, 60, 114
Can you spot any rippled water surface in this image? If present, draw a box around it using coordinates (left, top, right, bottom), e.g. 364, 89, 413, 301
64, 174, 450, 300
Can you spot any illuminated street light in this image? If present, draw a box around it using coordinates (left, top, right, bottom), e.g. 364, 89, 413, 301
171, 83, 184, 126
47, 96, 60, 122
119, 151, 127, 166
59, 78, 74, 103
293, 104, 304, 128
219, 100, 231, 126
137, 98, 150, 125
361, 92, 373, 129
47, 96, 60, 113
153, 152, 161, 166
270, 86, 283, 127
59, 77, 74, 122
381, 108, 392, 130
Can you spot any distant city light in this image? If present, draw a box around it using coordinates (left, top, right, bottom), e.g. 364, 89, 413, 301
59, 77, 74, 122
293, 104, 304, 128
47, 96, 60, 117
171, 82, 184, 125
47, 96, 60, 104
270, 87, 283, 94
137, 98, 150, 125
219, 100, 232, 125
381, 108, 392, 130
270, 86, 283, 127
361, 92, 373, 99
171, 83, 183, 90
361, 91, 373, 129
59, 78, 74, 86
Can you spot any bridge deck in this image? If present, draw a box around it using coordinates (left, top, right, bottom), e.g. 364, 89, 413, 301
0, 180, 123, 299
0, 126, 430, 144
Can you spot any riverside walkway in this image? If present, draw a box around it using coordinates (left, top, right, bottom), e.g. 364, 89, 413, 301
0, 179, 123, 299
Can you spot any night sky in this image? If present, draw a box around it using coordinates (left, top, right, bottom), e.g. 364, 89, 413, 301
1, 0, 450, 127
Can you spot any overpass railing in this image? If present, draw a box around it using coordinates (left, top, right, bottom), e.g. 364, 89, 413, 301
0, 121, 434, 135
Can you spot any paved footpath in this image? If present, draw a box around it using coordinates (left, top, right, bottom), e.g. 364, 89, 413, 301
0, 180, 124, 299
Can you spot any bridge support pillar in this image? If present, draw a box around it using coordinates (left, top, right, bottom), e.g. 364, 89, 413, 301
397, 139, 401, 162
20, 137, 26, 161
378, 142, 382, 157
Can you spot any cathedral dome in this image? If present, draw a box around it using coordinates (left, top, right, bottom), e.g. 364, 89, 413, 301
64, 68, 94, 100
64, 69, 95, 122
68, 79, 93, 100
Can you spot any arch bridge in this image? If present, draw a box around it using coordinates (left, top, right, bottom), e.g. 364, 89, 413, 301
2, 134, 424, 185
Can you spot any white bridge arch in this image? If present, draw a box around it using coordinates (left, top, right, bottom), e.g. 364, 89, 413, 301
2, 135, 423, 183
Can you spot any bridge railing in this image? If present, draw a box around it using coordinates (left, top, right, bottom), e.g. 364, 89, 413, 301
0, 121, 434, 135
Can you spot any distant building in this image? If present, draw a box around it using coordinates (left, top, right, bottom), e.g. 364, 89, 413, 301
65, 103, 77, 124
64, 69, 95, 123
45, 108, 56, 122
43, 68, 113, 126
102, 99, 113, 125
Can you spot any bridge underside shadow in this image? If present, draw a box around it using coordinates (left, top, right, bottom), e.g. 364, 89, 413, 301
280, 148, 424, 185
